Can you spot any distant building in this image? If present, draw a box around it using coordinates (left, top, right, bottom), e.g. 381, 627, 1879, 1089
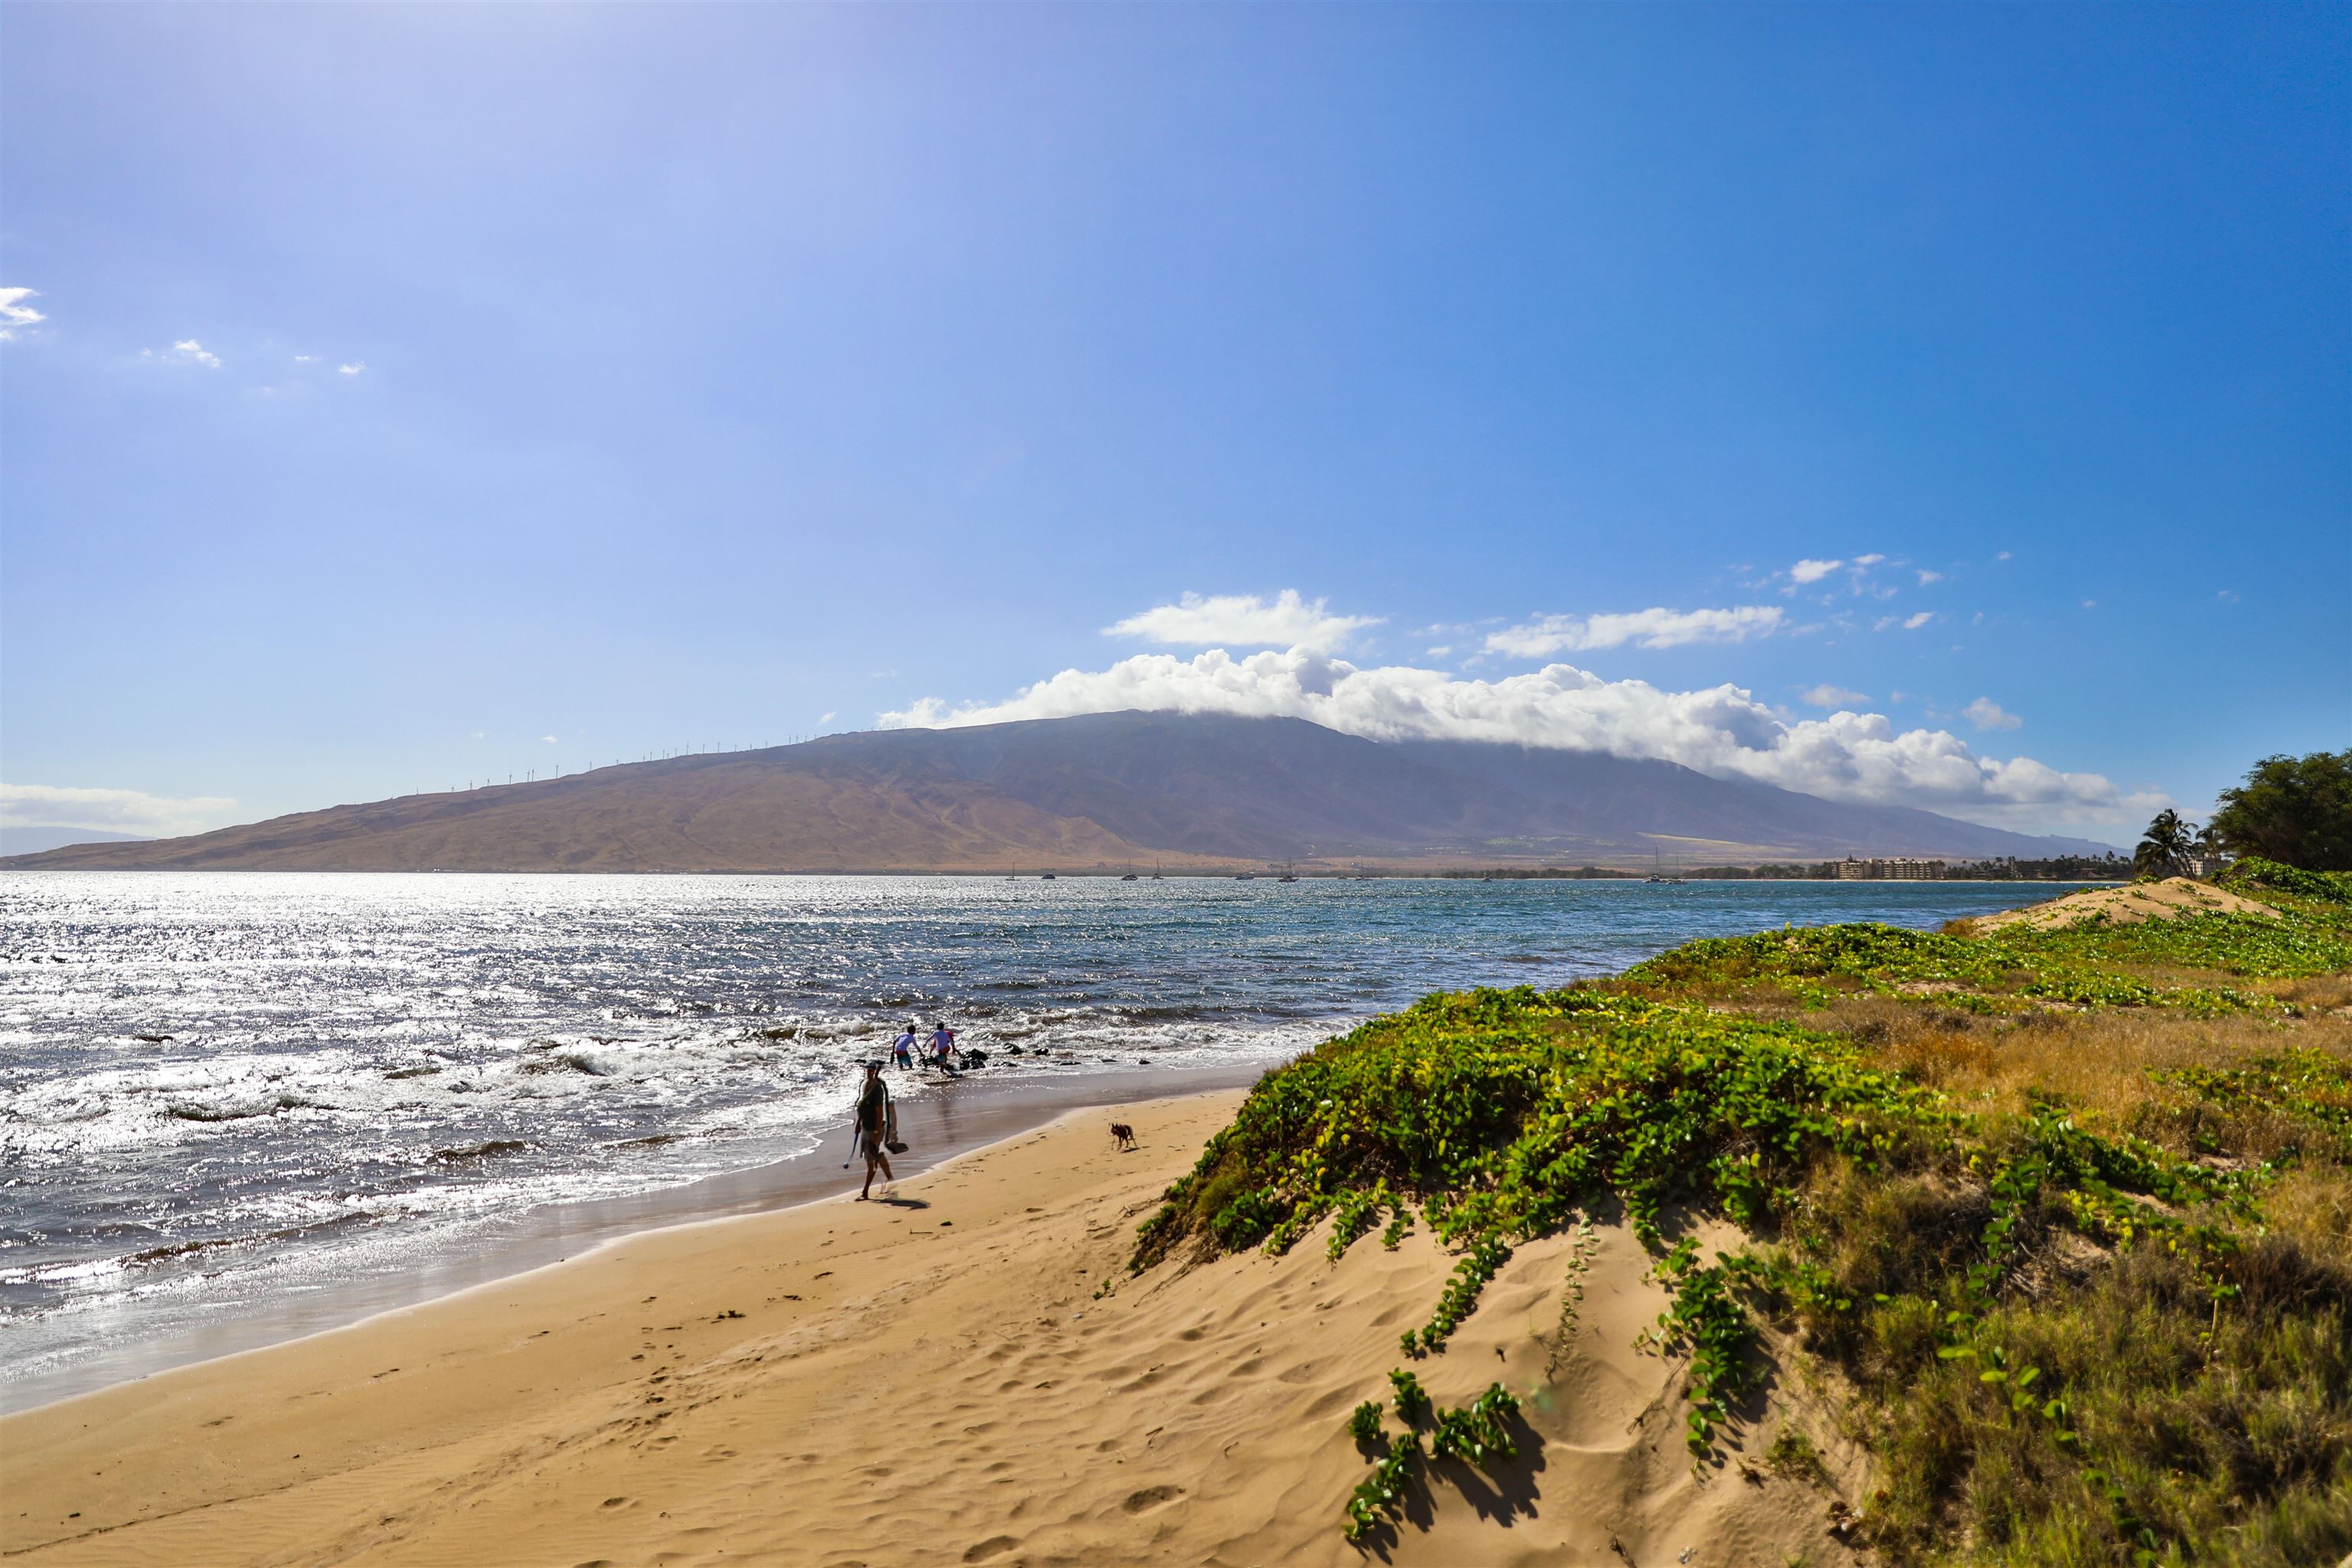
1837, 856, 1947, 880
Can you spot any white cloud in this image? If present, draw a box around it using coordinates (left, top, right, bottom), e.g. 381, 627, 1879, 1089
1426, 645, 1453, 659
1902, 610, 1935, 630
338, 361, 365, 376
876, 647, 2129, 825
0, 286, 45, 341
819, 711, 837, 724
1104, 590, 1379, 652
172, 338, 222, 368
1997, 551, 2013, 561
1801, 684, 1871, 709
293, 354, 315, 363
1, 782, 237, 838
1916, 570, 1942, 586
1486, 606, 1783, 658
1964, 697, 2022, 732
1788, 558, 1843, 585
1853, 553, 1886, 567
541, 735, 558, 744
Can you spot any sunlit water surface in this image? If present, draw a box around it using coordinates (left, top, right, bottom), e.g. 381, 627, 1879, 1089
1, 871, 2088, 1403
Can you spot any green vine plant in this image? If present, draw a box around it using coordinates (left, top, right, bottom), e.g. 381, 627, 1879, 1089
1129, 871, 2352, 1560
1341, 1376, 1521, 1543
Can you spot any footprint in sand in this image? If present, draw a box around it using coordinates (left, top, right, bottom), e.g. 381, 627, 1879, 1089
1122, 1485, 1186, 1514
962, 1537, 1020, 1562
1302, 1386, 1358, 1418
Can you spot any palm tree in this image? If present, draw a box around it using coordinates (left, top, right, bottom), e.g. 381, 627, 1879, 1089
2135, 808, 2196, 879
2190, 822, 2226, 875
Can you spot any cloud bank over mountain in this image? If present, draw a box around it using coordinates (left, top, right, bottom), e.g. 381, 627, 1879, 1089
880, 640, 2145, 828
0, 782, 238, 837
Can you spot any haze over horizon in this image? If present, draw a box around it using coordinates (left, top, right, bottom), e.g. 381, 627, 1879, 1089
5, 5, 2347, 849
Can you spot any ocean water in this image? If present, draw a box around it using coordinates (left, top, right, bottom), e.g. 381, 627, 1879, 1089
0, 871, 2086, 1405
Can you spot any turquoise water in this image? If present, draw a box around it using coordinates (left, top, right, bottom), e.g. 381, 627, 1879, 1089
0, 871, 2085, 1401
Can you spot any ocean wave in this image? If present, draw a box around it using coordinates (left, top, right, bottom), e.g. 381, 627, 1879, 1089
429, 1138, 531, 1163
516, 1052, 612, 1077
162, 1093, 327, 1122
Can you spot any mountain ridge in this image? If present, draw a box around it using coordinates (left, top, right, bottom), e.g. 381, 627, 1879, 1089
0, 712, 2115, 872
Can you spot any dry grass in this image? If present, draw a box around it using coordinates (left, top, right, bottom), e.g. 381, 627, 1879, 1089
1674, 988, 2345, 1131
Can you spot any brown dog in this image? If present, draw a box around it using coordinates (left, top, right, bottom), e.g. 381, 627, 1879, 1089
1109, 1122, 1137, 1152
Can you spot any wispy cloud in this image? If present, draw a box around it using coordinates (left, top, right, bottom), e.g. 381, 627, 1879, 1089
1903, 610, 1935, 630
1, 782, 237, 838
147, 338, 222, 368
1486, 606, 1783, 658
1105, 590, 1380, 652
1916, 570, 1942, 586
1964, 697, 2022, 732
1801, 684, 1870, 709
338, 361, 365, 376
0, 286, 44, 341
1781, 554, 1896, 598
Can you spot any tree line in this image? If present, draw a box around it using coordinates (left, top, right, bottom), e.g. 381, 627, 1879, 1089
2137, 750, 2350, 877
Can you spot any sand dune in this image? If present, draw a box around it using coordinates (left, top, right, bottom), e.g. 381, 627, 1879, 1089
1968, 874, 2275, 933
1, 1093, 1864, 1567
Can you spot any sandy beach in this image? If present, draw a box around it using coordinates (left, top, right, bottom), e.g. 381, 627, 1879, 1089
2, 1089, 1860, 1567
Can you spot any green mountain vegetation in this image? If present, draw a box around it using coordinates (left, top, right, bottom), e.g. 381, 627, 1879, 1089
1132, 854, 2352, 1563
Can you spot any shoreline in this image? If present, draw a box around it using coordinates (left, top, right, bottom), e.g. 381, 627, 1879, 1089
6, 865, 2119, 880
0, 1089, 1263, 1565
2, 879, 2084, 1416
0, 1081, 1863, 1566
2, 1060, 1272, 1415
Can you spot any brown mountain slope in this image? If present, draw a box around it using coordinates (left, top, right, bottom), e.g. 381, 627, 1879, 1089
8, 761, 1181, 873
4, 712, 2115, 873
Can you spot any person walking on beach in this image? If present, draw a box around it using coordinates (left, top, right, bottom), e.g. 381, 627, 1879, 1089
852, 1062, 894, 1199
893, 1024, 916, 1073
929, 1020, 956, 1073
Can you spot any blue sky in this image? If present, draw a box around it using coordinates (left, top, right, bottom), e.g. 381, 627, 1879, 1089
4, 4, 2346, 847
